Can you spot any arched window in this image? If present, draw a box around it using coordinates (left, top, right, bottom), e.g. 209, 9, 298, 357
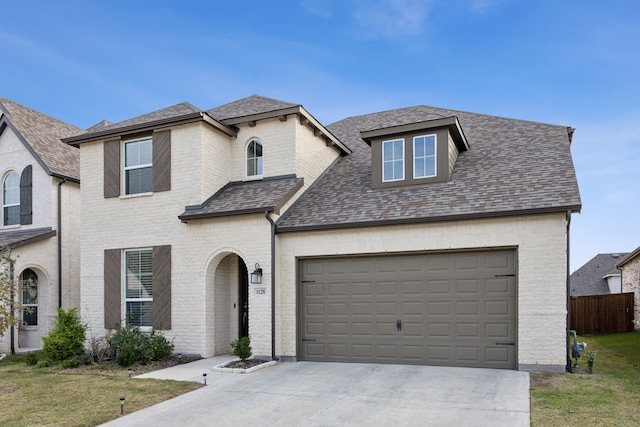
21, 268, 38, 326
3, 171, 20, 226
246, 139, 263, 177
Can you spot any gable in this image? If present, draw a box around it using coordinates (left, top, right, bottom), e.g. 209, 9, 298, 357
0, 98, 81, 181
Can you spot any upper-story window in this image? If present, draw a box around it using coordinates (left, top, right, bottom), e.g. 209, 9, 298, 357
246, 139, 263, 177
2, 171, 20, 226
413, 135, 437, 179
124, 137, 153, 195
382, 139, 404, 182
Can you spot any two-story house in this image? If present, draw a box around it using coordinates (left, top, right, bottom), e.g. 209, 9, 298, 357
0, 98, 81, 353
64, 95, 581, 371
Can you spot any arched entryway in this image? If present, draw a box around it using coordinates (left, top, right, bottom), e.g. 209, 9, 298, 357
206, 252, 249, 356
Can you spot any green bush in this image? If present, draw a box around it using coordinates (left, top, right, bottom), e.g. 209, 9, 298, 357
25, 352, 38, 366
42, 308, 87, 363
108, 324, 174, 367
60, 358, 81, 369
230, 336, 252, 360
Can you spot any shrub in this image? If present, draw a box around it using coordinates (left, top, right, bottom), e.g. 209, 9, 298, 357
60, 358, 81, 369
42, 308, 87, 363
230, 336, 252, 360
25, 352, 38, 366
108, 324, 174, 367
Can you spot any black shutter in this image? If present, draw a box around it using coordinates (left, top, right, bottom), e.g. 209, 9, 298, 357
104, 249, 122, 329
152, 130, 171, 192
19, 165, 32, 225
104, 139, 120, 198
153, 245, 171, 329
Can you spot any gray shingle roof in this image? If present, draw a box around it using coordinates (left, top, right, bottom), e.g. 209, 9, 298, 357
0, 98, 82, 180
179, 175, 303, 221
0, 227, 56, 249
207, 95, 299, 121
570, 253, 628, 296
84, 102, 202, 134
277, 105, 582, 231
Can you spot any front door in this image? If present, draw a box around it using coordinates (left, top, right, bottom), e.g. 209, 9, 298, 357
238, 258, 249, 338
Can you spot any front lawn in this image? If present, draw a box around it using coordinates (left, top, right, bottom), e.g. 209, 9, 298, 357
0, 353, 201, 427
530, 331, 640, 426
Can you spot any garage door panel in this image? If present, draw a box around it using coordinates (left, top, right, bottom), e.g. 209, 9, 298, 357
428, 280, 452, 295
300, 250, 516, 369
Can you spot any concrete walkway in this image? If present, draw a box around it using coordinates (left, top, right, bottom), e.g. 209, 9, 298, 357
102, 357, 530, 427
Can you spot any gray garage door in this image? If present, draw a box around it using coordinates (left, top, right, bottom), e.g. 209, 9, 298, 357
299, 250, 516, 369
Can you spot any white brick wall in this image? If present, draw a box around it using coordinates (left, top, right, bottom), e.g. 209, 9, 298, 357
277, 213, 569, 370
0, 126, 81, 353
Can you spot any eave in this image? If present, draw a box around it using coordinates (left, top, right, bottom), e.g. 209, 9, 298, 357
276, 204, 582, 234
360, 116, 469, 152
220, 105, 351, 155
63, 112, 237, 146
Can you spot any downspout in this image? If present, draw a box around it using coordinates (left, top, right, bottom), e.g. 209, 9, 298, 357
264, 211, 278, 361
57, 178, 67, 308
566, 209, 573, 373
9, 260, 15, 355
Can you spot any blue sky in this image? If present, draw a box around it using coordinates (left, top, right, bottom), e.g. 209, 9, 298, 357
1, 1, 638, 269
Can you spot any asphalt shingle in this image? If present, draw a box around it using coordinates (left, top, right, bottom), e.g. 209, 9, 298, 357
207, 95, 298, 121
180, 176, 304, 220
570, 253, 628, 296
277, 105, 582, 231
0, 98, 82, 180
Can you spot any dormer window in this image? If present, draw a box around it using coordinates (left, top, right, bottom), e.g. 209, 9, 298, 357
413, 135, 436, 179
361, 116, 469, 190
246, 139, 263, 177
382, 139, 404, 182
3, 171, 20, 226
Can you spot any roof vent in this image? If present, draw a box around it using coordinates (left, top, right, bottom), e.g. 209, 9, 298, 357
612, 254, 620, 258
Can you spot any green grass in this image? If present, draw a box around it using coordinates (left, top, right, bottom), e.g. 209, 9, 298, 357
0, 353, 201, 427
530, 331, 640, 426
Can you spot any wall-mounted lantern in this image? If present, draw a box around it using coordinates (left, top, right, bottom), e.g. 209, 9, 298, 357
251, 263, 263, 284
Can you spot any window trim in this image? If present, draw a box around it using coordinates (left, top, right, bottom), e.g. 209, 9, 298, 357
123, 137, 153, 196
123, 248, 154, 329
413, 134, 437, 179
246, 138, 264, 178
382, 139, 405, 182
2, 171, 20, 226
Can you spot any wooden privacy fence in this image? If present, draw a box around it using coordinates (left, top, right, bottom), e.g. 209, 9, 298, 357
570, 292, 635, 335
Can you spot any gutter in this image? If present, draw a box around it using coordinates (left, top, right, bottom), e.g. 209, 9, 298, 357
9, 260, 15, 355
57, 178, 67, 308
264, 211, 278, 361
566, 209, 573, 373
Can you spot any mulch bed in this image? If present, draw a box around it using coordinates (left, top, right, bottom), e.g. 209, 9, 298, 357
221, 359, 269, 369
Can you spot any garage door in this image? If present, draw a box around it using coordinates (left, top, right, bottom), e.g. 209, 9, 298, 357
299, 250, 516, 369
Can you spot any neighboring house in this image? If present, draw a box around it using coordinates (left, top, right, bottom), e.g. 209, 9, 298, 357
64, 94, 581, 372
0, 98, 82, 353
570, 253, 628, 296
616, 246, 640, 330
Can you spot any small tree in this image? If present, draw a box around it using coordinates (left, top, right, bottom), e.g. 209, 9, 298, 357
230, 336, 252, 360
0, 247, 25, 338
42, 308, 87, 363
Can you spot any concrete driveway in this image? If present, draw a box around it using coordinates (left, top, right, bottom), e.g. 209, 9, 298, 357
101, 356, 530, 426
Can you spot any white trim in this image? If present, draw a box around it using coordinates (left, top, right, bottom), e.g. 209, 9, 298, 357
413, 134, 437, 179
2, 170, 20, 226
122, 137, 153, 195
123, 248, 154, 328
382, 139, 405, 182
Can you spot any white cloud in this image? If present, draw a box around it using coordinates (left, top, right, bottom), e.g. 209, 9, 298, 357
352, 0, 432, 40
